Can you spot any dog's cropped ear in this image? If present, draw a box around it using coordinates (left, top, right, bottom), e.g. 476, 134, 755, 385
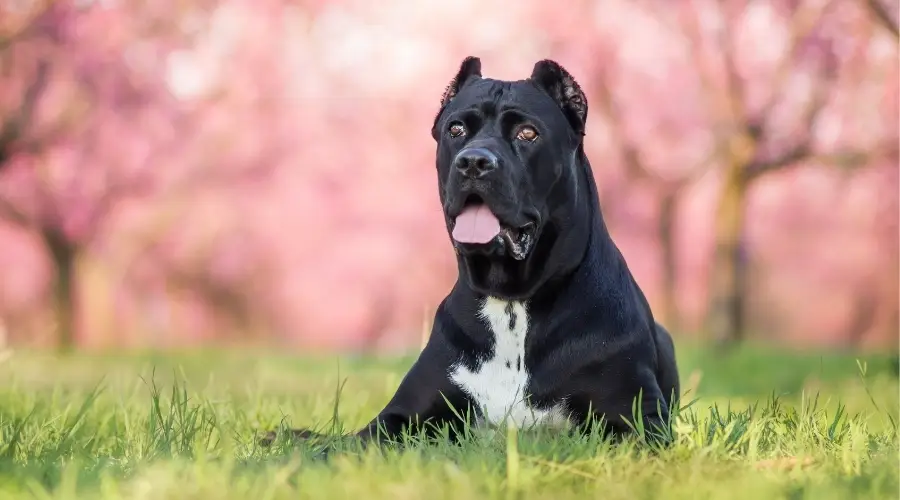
440, 56, 482, 107
529, 59, 588, 137
432, 56, 482, 139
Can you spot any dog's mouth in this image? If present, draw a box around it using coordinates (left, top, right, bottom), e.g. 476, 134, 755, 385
498, 221, 536, 260
450, 196, 537, 261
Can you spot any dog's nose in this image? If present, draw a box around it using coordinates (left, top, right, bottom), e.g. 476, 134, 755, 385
453, 148, 498, 179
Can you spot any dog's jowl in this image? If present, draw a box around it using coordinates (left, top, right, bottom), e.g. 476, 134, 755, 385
277, 56, 680, 447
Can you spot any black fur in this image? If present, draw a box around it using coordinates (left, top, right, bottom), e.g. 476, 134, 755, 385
264, 57, 680, 450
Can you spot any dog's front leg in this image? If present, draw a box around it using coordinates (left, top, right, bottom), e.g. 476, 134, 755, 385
262, 331, 469, 451
350, 346, 471, 447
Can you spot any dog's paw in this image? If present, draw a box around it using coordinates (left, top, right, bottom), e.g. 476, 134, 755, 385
258, 430, 277, 447
258, 428, 325, 447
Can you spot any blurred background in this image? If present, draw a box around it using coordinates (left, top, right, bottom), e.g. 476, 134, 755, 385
0, 0, 897, 355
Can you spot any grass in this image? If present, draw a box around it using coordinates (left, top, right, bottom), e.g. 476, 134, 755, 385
0, 343, 897, 499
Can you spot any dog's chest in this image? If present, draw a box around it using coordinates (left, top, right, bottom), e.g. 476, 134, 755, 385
449, 297, 568, 428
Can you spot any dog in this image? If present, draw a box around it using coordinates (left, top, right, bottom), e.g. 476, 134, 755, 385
265, 57, 680, 449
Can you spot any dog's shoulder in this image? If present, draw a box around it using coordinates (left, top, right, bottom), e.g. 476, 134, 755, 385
552, 235, 657, 339
431, 289, 494, 358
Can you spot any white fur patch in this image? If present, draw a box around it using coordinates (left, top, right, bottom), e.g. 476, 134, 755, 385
449, 296, 570, 429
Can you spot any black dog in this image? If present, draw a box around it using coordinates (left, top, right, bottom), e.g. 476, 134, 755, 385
268, 57, 679, 448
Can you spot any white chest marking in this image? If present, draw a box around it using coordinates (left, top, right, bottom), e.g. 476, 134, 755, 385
449, 296, 569, 428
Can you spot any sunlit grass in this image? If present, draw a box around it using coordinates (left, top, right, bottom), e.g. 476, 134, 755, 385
0, 345, 897, 499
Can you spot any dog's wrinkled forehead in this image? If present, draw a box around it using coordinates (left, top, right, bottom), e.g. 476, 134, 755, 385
432, 56, 589, 141
445, 79, 568, 124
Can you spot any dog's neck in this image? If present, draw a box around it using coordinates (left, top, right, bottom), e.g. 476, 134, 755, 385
527, 150, 613, 303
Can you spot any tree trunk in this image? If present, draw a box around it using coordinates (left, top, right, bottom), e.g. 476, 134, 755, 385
844, 287, 877, 348
706, 156, 751, 350
43, 229, 78, 352
658, 189, 681, 332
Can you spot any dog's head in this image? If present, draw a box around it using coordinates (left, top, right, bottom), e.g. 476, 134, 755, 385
432, 57, 594, 299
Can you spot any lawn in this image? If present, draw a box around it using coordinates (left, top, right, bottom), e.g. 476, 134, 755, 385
0, 344, 897, 499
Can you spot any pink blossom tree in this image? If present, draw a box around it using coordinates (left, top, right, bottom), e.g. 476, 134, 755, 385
541, 0, 898, 347
0, 1, 296, 349
0, 0, 894, 351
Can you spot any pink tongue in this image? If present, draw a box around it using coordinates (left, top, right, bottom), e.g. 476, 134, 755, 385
452, 204, 501, 244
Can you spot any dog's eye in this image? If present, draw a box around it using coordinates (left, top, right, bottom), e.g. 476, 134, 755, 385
448, 123, 466, 138
516, 126, 538, 142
